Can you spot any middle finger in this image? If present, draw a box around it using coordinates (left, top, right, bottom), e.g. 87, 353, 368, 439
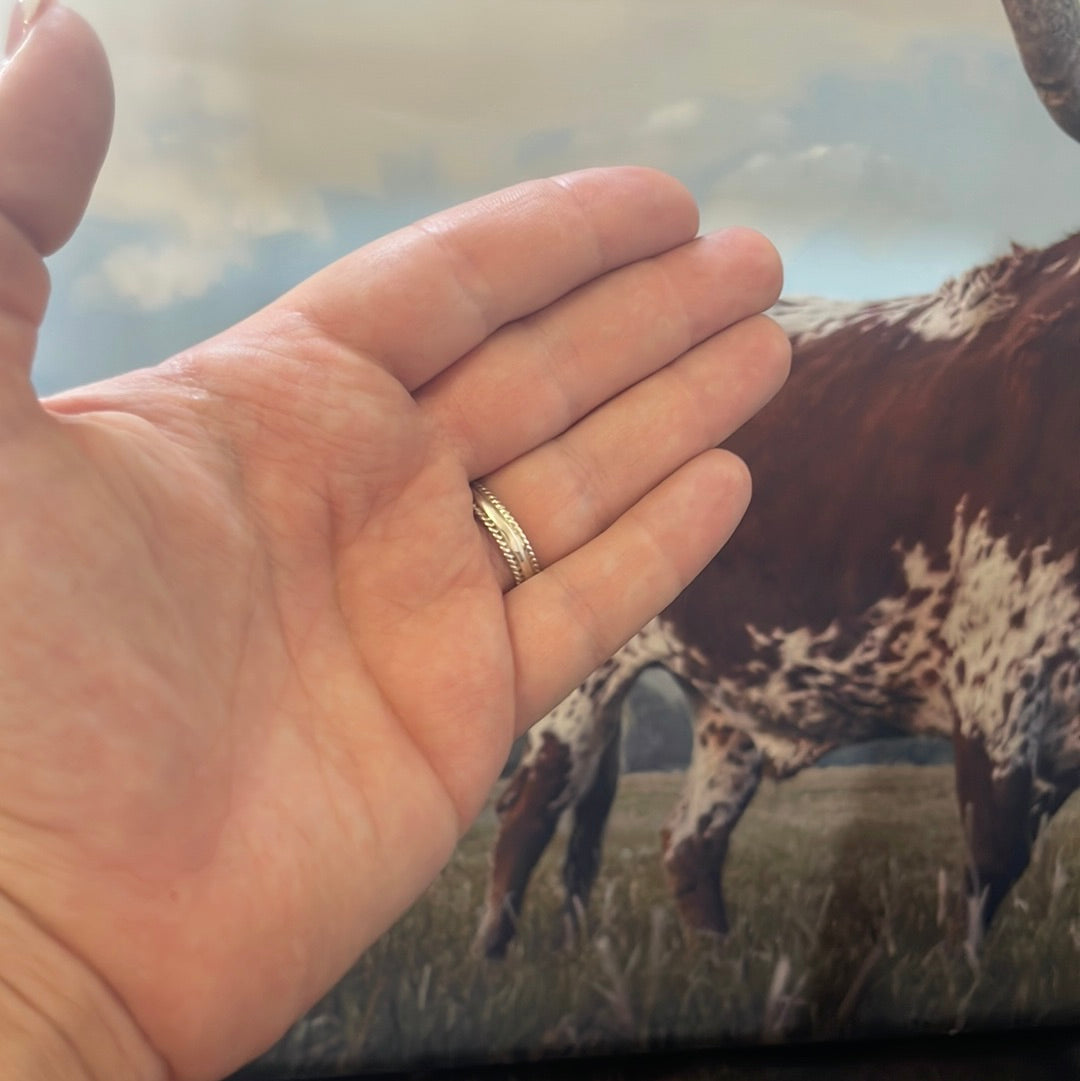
417, 226, 781, 478
477, 312, 791, 579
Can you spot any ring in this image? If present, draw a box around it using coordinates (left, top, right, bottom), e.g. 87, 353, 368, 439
471, 482, 542, 587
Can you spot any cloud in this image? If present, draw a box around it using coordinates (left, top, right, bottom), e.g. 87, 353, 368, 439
74, 51, 331, 309
78, 0, 1017, 194
642, 100, 705, 134
82, 240, 245, 311
701, 143, 946, 245
66, 0, 1026, 309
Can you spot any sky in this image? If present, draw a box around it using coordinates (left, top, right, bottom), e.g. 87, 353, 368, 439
34, 0, 1080, 394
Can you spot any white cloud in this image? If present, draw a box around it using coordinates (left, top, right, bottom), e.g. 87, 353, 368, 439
700, 142, 948, 254
75, 51, 331, 309
77, 0, 1017, 192
85, 240, 247, 310
642, 100, 705, 134
65, 0, 1022, 308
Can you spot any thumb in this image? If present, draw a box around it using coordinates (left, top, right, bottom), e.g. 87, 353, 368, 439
1, 0, 114, 257
0, 0, 113, 398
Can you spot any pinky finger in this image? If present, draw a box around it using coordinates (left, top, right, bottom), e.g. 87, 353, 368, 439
506, 448, 751, 732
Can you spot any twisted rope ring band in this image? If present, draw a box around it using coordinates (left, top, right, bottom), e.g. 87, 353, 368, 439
471, 482, 541, 587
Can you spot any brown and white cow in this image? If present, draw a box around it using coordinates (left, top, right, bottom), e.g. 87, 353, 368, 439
476, 0, 1080, 960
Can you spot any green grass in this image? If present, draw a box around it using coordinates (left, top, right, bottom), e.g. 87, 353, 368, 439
245, 767, 1080, 1077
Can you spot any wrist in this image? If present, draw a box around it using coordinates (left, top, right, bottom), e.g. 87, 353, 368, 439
0, 889, 167, 1081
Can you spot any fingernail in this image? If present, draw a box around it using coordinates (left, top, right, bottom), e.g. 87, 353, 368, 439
5, 0, 50, 62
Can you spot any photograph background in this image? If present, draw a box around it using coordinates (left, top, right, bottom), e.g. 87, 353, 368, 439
40, 1, 1080, 393
41, 2, 1080, 1077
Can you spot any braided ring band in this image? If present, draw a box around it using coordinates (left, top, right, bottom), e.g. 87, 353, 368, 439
471, 482, 542, 587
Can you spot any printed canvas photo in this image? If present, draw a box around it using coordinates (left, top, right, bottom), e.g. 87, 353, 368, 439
38, 1, 1080, 1077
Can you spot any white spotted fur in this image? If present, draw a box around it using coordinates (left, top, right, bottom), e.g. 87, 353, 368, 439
773, 249, 1028, 348
663, 707, 762, 857
531, 499, 1079, 856
941, 507, 1080, 774
517, 619, 687, 812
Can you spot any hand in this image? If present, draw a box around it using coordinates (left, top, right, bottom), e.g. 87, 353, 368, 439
0, 5, 788, 1080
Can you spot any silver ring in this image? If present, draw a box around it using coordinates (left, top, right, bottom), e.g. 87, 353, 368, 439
471, 482, 541, 587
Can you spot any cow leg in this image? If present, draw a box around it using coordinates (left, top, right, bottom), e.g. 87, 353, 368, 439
474, 730, 573, 958
952, 659, 1080, 955
561, 691, 624, 947
953, 726, 1035, 956
1031, 707, 1080, 829
941, 508, 1080, 953
660, 710, 763, 935
475, 678, 622, 958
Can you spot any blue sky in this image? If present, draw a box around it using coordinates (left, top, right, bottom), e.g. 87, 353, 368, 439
34, 0, 1080, 395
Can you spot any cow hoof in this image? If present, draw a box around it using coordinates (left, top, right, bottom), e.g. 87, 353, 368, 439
684, 912, 730, 938
473, 915, 515, 960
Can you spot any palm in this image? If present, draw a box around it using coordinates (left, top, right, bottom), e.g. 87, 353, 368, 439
4, 334, 516, 1064
0, 7, 787, 1080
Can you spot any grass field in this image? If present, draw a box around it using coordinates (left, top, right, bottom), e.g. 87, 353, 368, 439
245, 766, 1080, 1077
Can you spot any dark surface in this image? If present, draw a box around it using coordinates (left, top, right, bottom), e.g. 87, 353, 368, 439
240, 1029, 1080, 1081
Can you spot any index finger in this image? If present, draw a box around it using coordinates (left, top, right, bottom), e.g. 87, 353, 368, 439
272, 167, 700, 390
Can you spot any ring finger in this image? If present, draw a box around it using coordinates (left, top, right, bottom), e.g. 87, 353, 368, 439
473, 312, 790, 590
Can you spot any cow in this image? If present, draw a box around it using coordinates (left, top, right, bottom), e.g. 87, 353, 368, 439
476, 0, 1080, 962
